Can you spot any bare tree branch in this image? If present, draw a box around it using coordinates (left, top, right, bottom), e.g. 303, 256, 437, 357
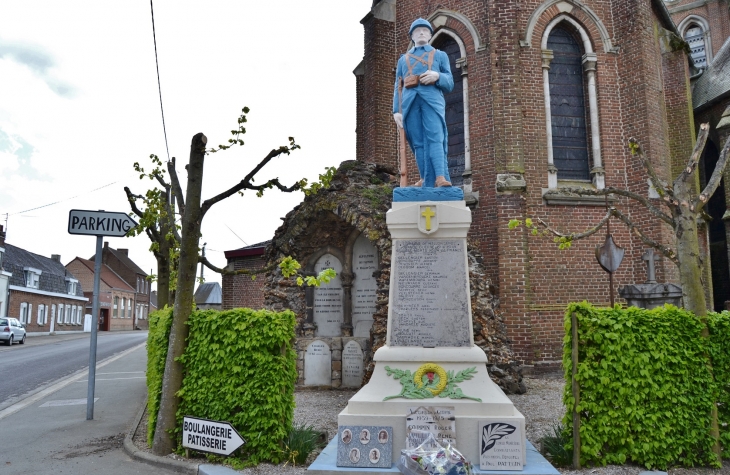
628, 137, 673, 200
167, 157, 186, 216
124, 186, 147, 219
535, 209, 613, 240
674, 123, 709, 189
200, 144, 301, 217
696, 133, 730, 212
198, 254, 278, 277
610, 208, 678, 264
544, 186, 674, 226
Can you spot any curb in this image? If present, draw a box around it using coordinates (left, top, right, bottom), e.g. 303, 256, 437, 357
123, 397, 200, 475
123, 398, 240, 475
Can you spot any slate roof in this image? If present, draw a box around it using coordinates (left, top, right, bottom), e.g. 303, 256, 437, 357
72, 257, 135, 292
90, 246, 146, 276
234, 240, 271, 251
3, 243, 85, 297
693, 37, 730, 111
194, 282, 222, 305
150, 291, 158, 309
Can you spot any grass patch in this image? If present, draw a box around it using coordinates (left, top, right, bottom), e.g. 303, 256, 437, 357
540, 422, 573, 467
282, 423, 326, 466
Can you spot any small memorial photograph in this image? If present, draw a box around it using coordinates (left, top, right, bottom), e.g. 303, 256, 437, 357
336, 426, 393, 468
478, 420, 524, 471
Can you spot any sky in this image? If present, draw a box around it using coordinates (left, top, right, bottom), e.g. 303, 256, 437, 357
0, 0, 374, 290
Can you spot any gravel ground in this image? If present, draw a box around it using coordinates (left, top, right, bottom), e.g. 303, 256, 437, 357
133, 377, 729, 474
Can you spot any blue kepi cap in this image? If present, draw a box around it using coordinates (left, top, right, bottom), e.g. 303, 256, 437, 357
409, 18, 433, 36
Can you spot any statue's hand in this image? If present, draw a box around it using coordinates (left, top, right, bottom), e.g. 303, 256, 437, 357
393, 113, 403, 129
419, 70, 440, 85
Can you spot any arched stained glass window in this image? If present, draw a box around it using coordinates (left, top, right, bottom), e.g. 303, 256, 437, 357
548, 25, 590, 181
432, 35, 465, 186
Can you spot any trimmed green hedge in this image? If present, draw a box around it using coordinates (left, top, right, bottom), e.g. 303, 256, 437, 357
563, 303, 730, 469
147, 307, 298, 465
147, 306, 174, 444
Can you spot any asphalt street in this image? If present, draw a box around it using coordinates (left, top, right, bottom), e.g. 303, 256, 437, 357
0, 333, 180, 475
0, 331, 148, 410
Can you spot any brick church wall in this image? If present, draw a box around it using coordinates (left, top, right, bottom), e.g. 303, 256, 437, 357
357, 0, 696, 367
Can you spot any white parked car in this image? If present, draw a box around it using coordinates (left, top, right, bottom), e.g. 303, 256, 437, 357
0, 317, 26, 345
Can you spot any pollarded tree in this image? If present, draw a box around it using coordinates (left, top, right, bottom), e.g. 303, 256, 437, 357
125, 108, 334, 455
510, 123, 730, 458
512, 123, 729, 318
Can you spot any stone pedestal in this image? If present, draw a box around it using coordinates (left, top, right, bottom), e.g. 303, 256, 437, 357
336, 199, 526, 465
618, 283, 683, 309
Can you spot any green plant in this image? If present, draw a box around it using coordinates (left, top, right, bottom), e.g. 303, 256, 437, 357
361, 184, 392, 208
175, 307, 298, 465
540, 423, 573, 467
146, 306, 174, 445
563, 303, 722, 469
282, 423, 326, 465
708, 311, 730, 449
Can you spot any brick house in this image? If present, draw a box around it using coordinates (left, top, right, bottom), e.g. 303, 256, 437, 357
3, 244, 87, 335
222, 242, 268, 310
66, 257, 137, 331
91, 242, 151, 329
0, 226, 11, 319
224, 0, 730, 372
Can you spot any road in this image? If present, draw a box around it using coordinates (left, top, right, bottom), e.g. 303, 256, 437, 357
0, 335, 182, 475
0, 331, 148, 410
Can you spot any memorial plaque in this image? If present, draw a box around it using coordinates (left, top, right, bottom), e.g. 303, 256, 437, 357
478, 420, 524, 470
304, 340, 331, 386
337, 425, 392, 468
406, 406, 456, 448
342, 341, 364, 387
390, 240, 470, 347
313, 254, 343, 336
352, 235, 378, 337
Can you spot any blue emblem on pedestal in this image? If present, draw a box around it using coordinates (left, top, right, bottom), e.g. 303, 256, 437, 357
393, 187, 464, 202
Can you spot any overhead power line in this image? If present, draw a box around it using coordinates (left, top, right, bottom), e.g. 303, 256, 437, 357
7, 181, 117, 216
150, 0, 171, 161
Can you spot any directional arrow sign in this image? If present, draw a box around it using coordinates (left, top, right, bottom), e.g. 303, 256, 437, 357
68, 209, 138, 237
182, 416, 246, 456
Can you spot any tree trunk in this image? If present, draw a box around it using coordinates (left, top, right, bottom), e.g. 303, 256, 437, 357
152, 133, 207, 455
674, 208, 707, 318
674, 203, 721, 460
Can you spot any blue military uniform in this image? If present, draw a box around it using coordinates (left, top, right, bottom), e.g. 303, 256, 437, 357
393, 25, 454, 188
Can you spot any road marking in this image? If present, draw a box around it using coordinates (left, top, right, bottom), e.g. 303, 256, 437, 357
40, 398, 98, 407
96, 371, 144, 375
74, 376, 146, 382
0, 341, 146, 421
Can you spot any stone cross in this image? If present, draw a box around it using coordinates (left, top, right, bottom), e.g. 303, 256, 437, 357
642, 248, 660, 284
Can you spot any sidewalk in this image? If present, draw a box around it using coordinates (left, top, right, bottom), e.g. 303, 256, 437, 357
0, 342, 180, 475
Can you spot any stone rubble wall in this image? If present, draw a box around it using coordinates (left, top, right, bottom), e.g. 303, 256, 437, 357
264, 161, 525, 393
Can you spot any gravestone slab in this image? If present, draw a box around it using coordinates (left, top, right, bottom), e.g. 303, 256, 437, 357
342, 341, 364, 387
390, 240, 470, 347
313, 254, 343, 336
336, 426, 392, 468
478, 419, 524, 470
304, 340, 331, 386
352, 235, 378, 337
406, 406, 456, 448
